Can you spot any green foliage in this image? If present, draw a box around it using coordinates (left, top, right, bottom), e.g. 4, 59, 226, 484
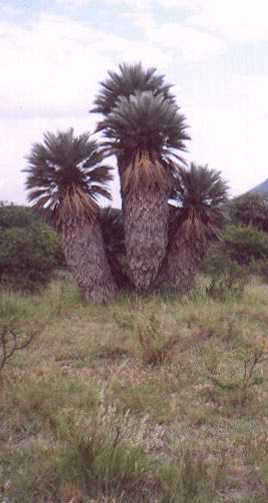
204, 244, 250, 300
208, 338, 268, 406
224, 224, 268, 265
159, 448, 224, 503
229, 193, 268, 231
0, 202, 40, 229
0, 212, 61, 290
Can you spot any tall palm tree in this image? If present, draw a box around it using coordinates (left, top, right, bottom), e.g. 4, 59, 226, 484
96, 89, 189, 290
24, 129, 118, 303
156, 163, 228, 293
91, 62, 175, 116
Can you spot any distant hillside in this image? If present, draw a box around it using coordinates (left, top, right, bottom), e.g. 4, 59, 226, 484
249, 179, 268, 195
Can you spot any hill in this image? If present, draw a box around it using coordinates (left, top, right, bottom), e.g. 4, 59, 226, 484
249, 178, 268, 195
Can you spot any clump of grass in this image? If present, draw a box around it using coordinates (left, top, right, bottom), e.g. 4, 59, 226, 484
136, 312, 179, 367
159, 448, 226, 503
206, 337, 268, 407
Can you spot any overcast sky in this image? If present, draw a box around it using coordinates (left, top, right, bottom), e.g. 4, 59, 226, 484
1, 0, 268, 206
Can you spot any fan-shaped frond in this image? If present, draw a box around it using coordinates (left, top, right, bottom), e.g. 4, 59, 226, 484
171, 163, 229, 240
97, 91, 190, 164
92, 62, 175, 115
24, 129, 113, 226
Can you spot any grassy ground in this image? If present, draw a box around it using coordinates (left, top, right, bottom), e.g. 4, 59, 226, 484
1, 278, 268, 502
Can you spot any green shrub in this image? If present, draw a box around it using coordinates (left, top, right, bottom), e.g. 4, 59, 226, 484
0, 202, 40, 229
228, 193, 268, 231
223, 224, 268, 265
0, 221, 61, 291
203, 244, 250, 300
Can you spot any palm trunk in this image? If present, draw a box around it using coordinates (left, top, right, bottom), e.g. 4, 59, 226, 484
62, 216, 118, 303
122, 183, 169, 291
155, 227, 207, 294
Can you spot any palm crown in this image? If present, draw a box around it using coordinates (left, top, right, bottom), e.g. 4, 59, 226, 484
24, 129, 112, 226
98, 91, 189, 181
92, 62, 175, 116
171, 163, 228, 240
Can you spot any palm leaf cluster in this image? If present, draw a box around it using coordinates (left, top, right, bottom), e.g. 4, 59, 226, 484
171, 163, 228, 243
94, 66, 190, 192
92, 62, 175, 115
24, 129, 112, 227
97, 91, 189, 160
24, 61, 229, 302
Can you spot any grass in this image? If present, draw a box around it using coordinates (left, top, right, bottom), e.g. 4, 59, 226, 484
1, 278, 268, 501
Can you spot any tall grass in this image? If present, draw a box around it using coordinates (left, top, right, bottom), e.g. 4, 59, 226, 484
1, 277, 268, 501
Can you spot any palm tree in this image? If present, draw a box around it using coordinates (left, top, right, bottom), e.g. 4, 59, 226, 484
156, 163, 228, 293
91, 62, 175, 116
96, 89, 189, 290
24, 129, 118, 303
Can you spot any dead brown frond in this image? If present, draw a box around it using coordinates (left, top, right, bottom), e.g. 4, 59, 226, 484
122, 151, 169, 193
56, 185, 98, 228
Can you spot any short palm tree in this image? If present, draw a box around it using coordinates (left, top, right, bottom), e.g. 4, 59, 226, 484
96, 89, 189, 290
24, 129, 118, 302
156, 163, 228, 293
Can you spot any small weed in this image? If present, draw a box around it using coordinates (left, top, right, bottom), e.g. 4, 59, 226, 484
208, 338, 268, 406
0, 319, 40, 374
136, 312, 178, 367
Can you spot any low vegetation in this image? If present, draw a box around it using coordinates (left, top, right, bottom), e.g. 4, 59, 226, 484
2, 277, 268, 502
0, 203, 62, 291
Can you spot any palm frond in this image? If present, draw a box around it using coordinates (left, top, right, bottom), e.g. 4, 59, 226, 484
97, 91, 190, 166
23, 129, 113, 227
171, 163, 229, 241
92, 62, 175, 116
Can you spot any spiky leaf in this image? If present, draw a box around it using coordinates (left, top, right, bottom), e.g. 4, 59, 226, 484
92, 62, 175, 115
97, 91, 189, 164
171, 163, 229, 240
24, 129, 113, 226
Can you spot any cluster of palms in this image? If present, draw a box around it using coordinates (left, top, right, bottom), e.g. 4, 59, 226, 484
24, 63, 228, 303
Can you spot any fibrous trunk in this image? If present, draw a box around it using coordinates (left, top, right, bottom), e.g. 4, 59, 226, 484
63, 216, 118, 303
155, 228, 207, 294
122, 184, 169, 291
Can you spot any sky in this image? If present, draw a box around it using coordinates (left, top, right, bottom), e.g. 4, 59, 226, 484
1, 0, 268, 207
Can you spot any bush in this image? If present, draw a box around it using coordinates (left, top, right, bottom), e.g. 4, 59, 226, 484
203, 244, 250, 300
228, 193, 268, 231
0, 202, 40, 229
0, 204, 62, 291
223, 224, 268, 265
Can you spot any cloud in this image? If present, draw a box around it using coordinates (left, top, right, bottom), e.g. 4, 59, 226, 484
56, 0, 93, 6
146, 23, 226, 62
0, 13, 170, 119
185, 0, 268, 43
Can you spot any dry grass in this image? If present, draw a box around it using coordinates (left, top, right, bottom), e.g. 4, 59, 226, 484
1, 278, 268, 501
